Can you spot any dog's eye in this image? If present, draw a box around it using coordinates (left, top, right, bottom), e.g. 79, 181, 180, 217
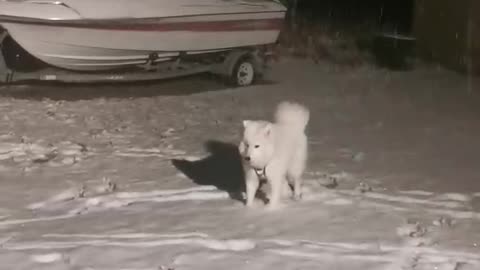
254, 145, 260, 149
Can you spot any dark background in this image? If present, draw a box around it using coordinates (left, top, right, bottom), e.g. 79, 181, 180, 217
289, 0, 415, 34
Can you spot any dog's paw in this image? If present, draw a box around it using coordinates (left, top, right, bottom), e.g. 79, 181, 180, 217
265, 202, 285, 211
245, 199, 263, 209
292, 193, 303, 201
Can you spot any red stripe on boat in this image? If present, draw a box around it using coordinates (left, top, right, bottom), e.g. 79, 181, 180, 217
17, 18, 284, 32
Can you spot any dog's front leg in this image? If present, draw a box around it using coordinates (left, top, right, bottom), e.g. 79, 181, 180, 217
245, 168, 260, 207
266, 171, 284, 210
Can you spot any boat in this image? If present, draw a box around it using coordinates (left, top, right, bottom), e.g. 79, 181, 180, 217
0, 0, 286, 72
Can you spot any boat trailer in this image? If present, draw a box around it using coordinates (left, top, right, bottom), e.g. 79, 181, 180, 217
0, 31, 272, 86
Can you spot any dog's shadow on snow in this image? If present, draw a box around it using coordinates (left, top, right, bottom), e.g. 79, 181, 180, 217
171, 140, 245, 201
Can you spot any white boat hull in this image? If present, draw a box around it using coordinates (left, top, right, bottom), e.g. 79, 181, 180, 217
2, 13, 284, 70
0, 0, 286, 71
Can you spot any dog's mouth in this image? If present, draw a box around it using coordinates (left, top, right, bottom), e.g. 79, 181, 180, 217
254, 167, 266, 178
243, 161, 266, 177
244, 158, 263, 168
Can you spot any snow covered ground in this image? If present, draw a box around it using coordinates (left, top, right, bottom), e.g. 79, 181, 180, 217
0, 59, 479, 270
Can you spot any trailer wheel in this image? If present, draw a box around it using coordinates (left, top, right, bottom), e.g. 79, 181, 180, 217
229, 56, 256, 87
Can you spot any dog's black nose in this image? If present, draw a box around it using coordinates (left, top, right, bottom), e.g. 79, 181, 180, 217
244, 156, 251, 161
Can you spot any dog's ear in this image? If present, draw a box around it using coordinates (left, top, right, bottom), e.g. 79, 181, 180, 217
242, 120, 251, 128
263, 123, 272, 137
238, 141, 245, 152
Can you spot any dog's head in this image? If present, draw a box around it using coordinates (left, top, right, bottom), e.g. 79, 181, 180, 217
238, 120, 275, 169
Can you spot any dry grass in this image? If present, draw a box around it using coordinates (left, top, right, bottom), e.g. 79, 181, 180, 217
275, 19, 376, 67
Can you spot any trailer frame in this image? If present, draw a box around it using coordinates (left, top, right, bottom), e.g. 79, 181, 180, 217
0, 30, 272, 86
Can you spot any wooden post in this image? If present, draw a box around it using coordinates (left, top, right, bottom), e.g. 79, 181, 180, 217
466, 0, 473, 94
290, 0, 298, 30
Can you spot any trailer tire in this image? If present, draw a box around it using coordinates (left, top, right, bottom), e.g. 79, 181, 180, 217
228, 55, 256, 87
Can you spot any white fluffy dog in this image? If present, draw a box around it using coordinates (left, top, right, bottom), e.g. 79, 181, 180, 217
238, 101, 309, 209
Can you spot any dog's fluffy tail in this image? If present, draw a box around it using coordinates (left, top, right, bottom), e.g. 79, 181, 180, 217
274, 101, 310, 131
